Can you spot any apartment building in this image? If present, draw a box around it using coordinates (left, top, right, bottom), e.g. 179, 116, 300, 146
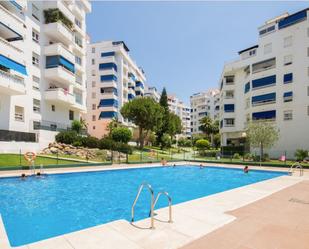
144, 86, 160, 102
190, 89, 220, 134
0, 0, 91, 152
86, 40, 147, 138
167, 95, 191, 137
219, 8, 309, 157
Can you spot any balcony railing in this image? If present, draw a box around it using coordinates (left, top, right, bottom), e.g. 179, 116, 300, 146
0, 69, 24, 85
0, 36, 23, 53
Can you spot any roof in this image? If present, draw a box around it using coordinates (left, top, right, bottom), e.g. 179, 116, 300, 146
238, 45, 259, 55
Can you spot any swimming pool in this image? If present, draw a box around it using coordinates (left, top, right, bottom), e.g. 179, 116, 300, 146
0, 165, 286, 246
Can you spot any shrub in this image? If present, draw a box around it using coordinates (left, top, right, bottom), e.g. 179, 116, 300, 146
244, 153, 253, 160
111, 127, 132, 144
195, 139, 210, 151
295, 149, 308, 161
116, 142, 133, 154
263, 153, 270, 161
82, 136, 99, 148
161, 133, 172, 148
71, 120, 83, 134
233, 153, 241, 159
44, 8, 73, 30
178, 138, 192, 147
55, 131, 78, 145
99, 138, 115, 150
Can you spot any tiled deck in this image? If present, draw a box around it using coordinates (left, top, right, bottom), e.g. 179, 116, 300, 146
181, 180, 309, 249
0, 163, 307, 249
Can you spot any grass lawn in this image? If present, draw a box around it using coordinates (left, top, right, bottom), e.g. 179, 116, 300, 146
0, 154, 82, 168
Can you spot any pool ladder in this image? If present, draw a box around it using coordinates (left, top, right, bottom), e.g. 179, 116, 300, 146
131, 182, 172, 229
289, 162, 304, 176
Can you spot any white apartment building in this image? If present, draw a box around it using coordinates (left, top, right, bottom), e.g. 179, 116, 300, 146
219, 8, 309, 157
167, 95, 191, 137
0, 0, 91, 152
144, 86, 160, 102
190, 89, 220, 134
86, 40, 147, 138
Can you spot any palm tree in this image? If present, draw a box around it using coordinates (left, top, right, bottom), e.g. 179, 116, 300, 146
199, 117, 218, 146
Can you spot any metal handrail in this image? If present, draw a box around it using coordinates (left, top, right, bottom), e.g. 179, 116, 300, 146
131, 182, 155, 229
152, 191, 172, 223
289, 162, 304, 176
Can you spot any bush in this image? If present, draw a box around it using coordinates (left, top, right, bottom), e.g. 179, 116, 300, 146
295, 149, 308, 161
221, 146, 245, 156
178, 138, 192, 147
161, 133, 172, 148
263, 153, 270, 161
195, 139, 210, 151
116, 142, 133, 154
55, 131, 78, 145
71, 120, 83, 134
44, 8, 73, 30
82, 136, 99, 148
111, 127, 132, 144
244, 153, 253, 160
99, 138, 115, 150
233, 153, 241, 159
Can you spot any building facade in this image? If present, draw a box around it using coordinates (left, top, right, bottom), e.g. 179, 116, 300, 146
144, 86, 160, 102
0, 0, 90, 152
219, 8, 309, 157
86, 40, 147, 138
190, 89, 220, 135
167, 95, 191, 137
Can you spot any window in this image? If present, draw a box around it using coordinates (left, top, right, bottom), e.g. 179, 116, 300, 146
51, 105, 55, 112
91, 70, 96, 76
32, 3, 40, 20
283, 73, 293, 84
224, 104, 235, 112
283, 110, 293, 121
32, 29, 39, 43
252, 110, 276, 121
91, 92, 96, 99
33, 99, 40, 113
283, 91, 293, 102
252, 58, 276, 73
244, 82, 250, 93
92, 115, 96, 121
101, 52, 115, 57
75, 18, 82, 28
32, 75, 40, 83
91, 59, 95, 65
75, 56, 82, 66
32, 75, 40, 91
264, 43, 272, 54
32, 52, 39, 67
92, 47, 95, 53
92, 104, 96, 110
93, 126, 96, 130
225, 75, 234, 84
69, 110, 74, 121
75, 35, 83, 48
307, 48, 309, 57
92, 81, 96, 87
15, 106, 24, 122
225, 90, 234, 99
259, 25, 275, 36
224, 118, 234, 127
284, 36, 293, 48
284, 55, 293, 66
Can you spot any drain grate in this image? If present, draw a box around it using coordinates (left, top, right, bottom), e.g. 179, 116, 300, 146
289, 198, 309, 205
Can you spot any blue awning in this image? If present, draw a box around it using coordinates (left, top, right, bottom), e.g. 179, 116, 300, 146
279, 9, 307, 29
101, 52, 115, 57
59, 56, 75, 73
99, 111, 118, 119
252, 110, 276, 120
0, 54, 27, 75
283, 91, 293, 97
252, 92, 276, 104
252, 75, 276, 89
224, 104, 235, 112
99, 99, 118, 107
99, 63, 117, 72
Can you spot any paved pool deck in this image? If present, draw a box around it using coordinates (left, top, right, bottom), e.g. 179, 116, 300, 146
0, 162, 308, 249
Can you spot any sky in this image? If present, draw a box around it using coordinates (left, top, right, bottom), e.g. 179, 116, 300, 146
87, 1, 309, 105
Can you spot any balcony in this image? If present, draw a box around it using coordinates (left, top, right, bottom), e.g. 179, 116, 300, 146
44, 22, 73, 46
45, 66, 75, 85
72, 94, 86, 112
44, 88, 75, 106
80, 0, 91, 13
0, 4, 25, 38
44, 43, 74, 63
0, 37, 23, 65
72, 4, 83, 19
0, 69, 25, 95
43, 2, 75, 24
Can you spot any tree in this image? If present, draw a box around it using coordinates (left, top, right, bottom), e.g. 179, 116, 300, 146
106, 119, 122, 138
246, 121, 279, 160
71, 120, 83, 134
161, 133, 172, 148
199, 117, 218, 146
156, 87, 170, 148
195, 139, 210, 151
295, 149, 308, 161
213, 133, 221, 149
121, 97, 163, 149
168, 113, 182, 138
111, 127, 132, 144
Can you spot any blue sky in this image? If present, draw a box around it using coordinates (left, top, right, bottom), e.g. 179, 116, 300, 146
87, 1, 308, 104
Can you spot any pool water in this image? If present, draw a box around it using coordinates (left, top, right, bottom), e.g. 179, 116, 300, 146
0, 165, 286, 246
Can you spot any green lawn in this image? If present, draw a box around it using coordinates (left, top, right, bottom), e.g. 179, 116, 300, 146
0, 154, 82, 168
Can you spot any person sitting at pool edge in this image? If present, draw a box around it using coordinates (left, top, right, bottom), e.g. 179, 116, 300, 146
161, 158, 167, 166
244, 165, 249, 173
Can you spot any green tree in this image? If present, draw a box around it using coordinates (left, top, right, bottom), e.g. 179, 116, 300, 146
199, 117, 218, 146
111, 127, 132, 144
168, 113, 182, 138
106, 119, 122, 138
156, 87, 170, 148
71, 120, 83, 134
246, 121, 279, 161
295, 149, 308, 161
161, 133, 172, 148
195, 139, 211, 153
121, 97, 163, 149
213, 133, 221, 149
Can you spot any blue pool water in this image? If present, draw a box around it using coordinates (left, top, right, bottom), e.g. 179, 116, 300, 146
0, 165, 286, 246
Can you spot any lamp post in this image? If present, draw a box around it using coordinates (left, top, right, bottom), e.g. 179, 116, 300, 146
241, 132, 247, 161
